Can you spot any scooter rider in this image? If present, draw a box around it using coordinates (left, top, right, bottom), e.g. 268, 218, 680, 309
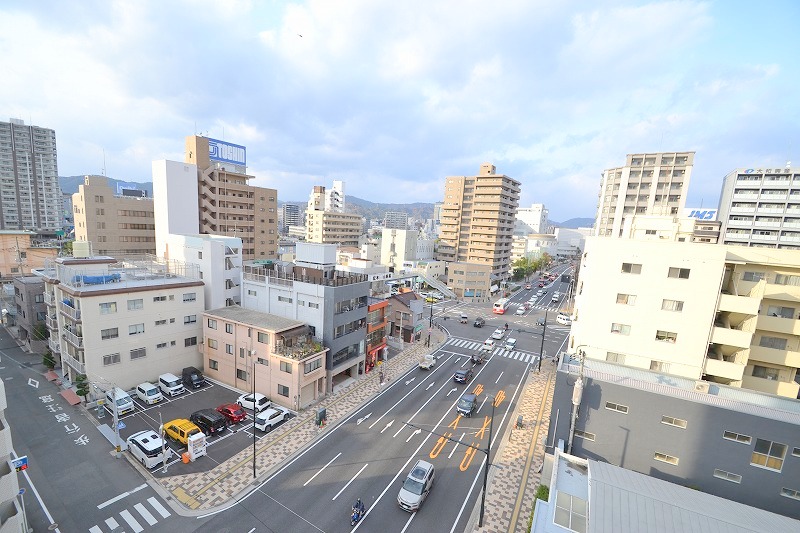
353, 498, 365, 515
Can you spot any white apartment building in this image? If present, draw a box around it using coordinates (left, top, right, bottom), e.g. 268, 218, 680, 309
718, 165, 800, 249
381, 228, 417, 270
510, 234, 557, 264
570, 236, 800, 398
415, 237, 435, 261
37, 252, 205, 390
554, 227, 591, 258
325, 180, 345, 212
515, 203, 549, 235
595, 152, 694, 237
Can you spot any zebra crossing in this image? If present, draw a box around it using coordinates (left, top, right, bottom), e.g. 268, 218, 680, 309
89, 496, 172, 533
445, 338, 538, 364
507, 301, 561, 312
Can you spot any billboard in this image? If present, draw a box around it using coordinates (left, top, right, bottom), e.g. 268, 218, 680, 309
208, 138, 246, 166
683, 208, 718, 221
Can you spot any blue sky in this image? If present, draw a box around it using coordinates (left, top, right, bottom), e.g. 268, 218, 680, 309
2, 1, 798, 221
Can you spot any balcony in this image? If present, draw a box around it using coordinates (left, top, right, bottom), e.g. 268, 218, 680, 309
709, 326, 752, 349
0, 419, 12, 458
273, 337, 325, 361
741, 374, 800, 398
46, 315, 58, 330
62, 329, 83, 348
724, 232, 750, 240
703, 357, 745, 382
730, 207, 756, 214
61, 351, 85, 374
43, 292, 55, 306
717, 293, 759, 315
748, 344, 800, 368
58, 301, 81, 320
48, 337, 60, 353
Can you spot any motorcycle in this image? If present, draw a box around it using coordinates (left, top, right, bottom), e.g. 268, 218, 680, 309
350, 501, 365, 526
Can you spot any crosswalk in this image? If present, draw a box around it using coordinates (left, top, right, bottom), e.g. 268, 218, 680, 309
445, 338, 539, 364
89, 496, 172, 533
507, 301, 561, 312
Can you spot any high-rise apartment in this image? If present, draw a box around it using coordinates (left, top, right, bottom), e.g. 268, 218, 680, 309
717, 165, 800, 249
325, 180, 345, 212
0, 119, 61, 233
515, 203, 549, 235
595, 152, 694, 237
384, 211, 409, 230
305, 184, 362, 246
280, 203, 303, 234
437, 163, 520, 281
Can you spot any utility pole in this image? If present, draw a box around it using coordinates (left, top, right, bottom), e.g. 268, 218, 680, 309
252, 358, 257, 478
537, 310, 547, 372
567, 350, 586, 454
426, 302, 433, 347
478, 397, 496, 528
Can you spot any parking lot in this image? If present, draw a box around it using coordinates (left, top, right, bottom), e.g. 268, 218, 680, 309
89, 379, 294, 477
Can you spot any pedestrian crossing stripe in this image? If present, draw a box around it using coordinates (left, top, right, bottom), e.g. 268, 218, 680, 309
89, 496, 171, 533
444, 339, 537, 363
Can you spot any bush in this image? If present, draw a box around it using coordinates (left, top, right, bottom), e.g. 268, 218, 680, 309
75, 374, 90, 399
42, 349, 56, 370
526, 484, 550, 533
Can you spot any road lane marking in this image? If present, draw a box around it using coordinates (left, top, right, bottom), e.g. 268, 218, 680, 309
105, 517, 119, 528
134, 503, 157, 525
449, 432, 465, 458
147, 497, 171, 518
380, 420, 394, 434
356, 413, 371, 425
460, 442, 478, 471
405, 377, 416, 385
495, 372, 503, 384
447, 387, 457, 397
477, 396, 488, 413
399, 511, 417, 533
303, 452, 341, 487
331, 463, 369, 501
97, 483, 147, 509
120, 509, 144, 533
426, 382, 435, 390
406, 429, 421, 442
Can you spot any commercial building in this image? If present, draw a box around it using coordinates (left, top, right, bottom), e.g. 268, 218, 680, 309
72, 175, 156, 258
306, 210, 363, 246
515, 203, 549, 235
280, 203, 303, 234
438, 163, 520, 281
0, 230, 59, 281
365, 298, 389, 373
0, 119, 61, 233
0, 379, 26, 531
718, 166, 800, 249
387, 292, 424, 343
594, 152, 694, 237
570, 236, 800, 398
13, 275, 47, 353
445, 261, 492, 302
381, 228, 417, 270
383, 211, 409, 230
201, 305, 327, 410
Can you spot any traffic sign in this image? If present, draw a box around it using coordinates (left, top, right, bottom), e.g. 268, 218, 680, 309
117, 421, 126, 430
9, 456, 28, 472
18, 488, 25, 495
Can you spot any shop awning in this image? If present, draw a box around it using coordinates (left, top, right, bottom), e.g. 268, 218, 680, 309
59, 389, 82, 405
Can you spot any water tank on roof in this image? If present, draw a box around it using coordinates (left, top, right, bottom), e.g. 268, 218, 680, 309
73, 241, 91, 258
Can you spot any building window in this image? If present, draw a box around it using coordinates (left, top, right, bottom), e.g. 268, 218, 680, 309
278, 296, 293, 303
767, 305, 795, 318
101, 327, 119, 340
277, 384, 289, 397
793, 447, 800, 457
185, 336, 198, 347
781, 488, 800, 500
621, 262, 642, 274
553, 492, 587, 532
129, 323, 145, 335
208, 319, 217, 329
751, 438, 787, 471
668, 267, 690, 279
153, 295, 166, 302
606, 352, 626, 364
130, 347, 146, 360
247, 289, 257, 296
207, 339, 218, 349
752, 365, 780, 380
774, 274, 800, 286
257, 332, 269, 344
155, 319, 167, 326
661, 415, 687, 429
102, 353, 121, 366
184, 315, 197, 324
713, 469, 741, 483
655, 330, 677, 343
661, 299, 684, 312
156, 342, 167, 349
183, 292, 197, 302
225, 323, 233, 334
605, 401, 628, 414
574, 430, 595, 441
170, 318, 175, 323
654, 452, 679, 465
257, 357, 268, 365
280, 361, 292, 374
610, 323, 630, 335
309, 302, 319, 309
99, 302, 117, 315
127, 298, 143, 311
304, 358, 322, 374
226, 344, 233, 354
236, 369, 248, 381
758, 336, 787, 350
616, 293, 636, 305
209, 359, 219, 370
723, 431, 751, 445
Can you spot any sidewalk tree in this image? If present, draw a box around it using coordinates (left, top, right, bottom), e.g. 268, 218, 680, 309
32, 323, 49, 341
75, 374, 90, 399
43, 348, 56, 369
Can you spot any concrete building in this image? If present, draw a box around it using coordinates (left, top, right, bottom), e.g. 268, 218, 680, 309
325, 180, 345, 212
306, 210, 363, 246
554, 227, 591, 259
595, 152, 694, 237
0, 378, 26, 531
438, 163, 520, 281
383, 211, 409, 230
72, 175, 156, 258
446, 261, 492, 302
570, 236, 800, 398
281, 203, 303, 234
415, 236, 435, 261
511, 234, 558, 264
0, 230, 59, 281
201, 305, 327, 410
241, 243, 369, 392
0, 119, 61, 233
515, 203, 549, 236
619, 213, 721, 244
546, 357, 800, 521
365, 298, 389, 372
388, 292, 424, 343
718, 166, 800, 249
36, 252, 205, 390
381, 228, 417, 271
13, 275, 47, 353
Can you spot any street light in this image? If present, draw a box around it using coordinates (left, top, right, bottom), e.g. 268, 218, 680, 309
567, 348, 587, 454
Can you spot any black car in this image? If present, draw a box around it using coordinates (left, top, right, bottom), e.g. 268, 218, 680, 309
471, 352, 485, 365
473, 317, 485, 328
453, 368, 474, 384
189, 409, 228, 436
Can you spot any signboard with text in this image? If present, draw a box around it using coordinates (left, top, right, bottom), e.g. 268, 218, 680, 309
683, 208, 718, 221
9, 456, 28, 472
208, 138, 246, 166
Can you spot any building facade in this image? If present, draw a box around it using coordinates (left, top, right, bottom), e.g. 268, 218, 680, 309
325, 180, 345, 212
594, 152, 694, 237
515, 203, 549, 235
0, 379, 25, 531
445, 261, 492, 302
281, 203, 303, 234
388, 293, 424, 343
380, 228, 417, 270
365, 298, 389, 373
13, 275, 47, 353
0, 230, 59, 281
437, 163, 520, 281
384, 211, 409, 230
306, 210, 363, 246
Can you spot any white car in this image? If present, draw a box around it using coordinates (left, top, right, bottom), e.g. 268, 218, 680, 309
481, 339, 495, 352
254, 406, 290, 432
556, 313, 572, 326
515, 306, 526, 316
127, 430, 170, 469
551, 293, 560, 303
491, 328, 505, 340
237, 392, 271, 412
536, 289, 544, 297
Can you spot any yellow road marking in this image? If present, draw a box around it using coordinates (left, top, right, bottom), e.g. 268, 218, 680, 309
460, 442, 477, 471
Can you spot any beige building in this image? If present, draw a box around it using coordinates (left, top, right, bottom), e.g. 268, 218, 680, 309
595, 152, 694, 237
380, 228, 417, 270
446, 261, 492, 302
438, 163, 520, 281
72, 175, 156, 258
0, 230, 58, 280
570, 236, 800, 398
620, 213, 721, 243
202, 306, 327, 410
184, 136, 278, 261
306, 210, 363, 246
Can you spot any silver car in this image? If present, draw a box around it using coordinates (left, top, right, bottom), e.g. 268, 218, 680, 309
397, 459, 435, 512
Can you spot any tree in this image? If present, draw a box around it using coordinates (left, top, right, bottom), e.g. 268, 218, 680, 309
61, 240, 74, 256
75, 374, 90, 400
32, 323, 49, 341
512, 267, 526, 281
43, 348, 55, 369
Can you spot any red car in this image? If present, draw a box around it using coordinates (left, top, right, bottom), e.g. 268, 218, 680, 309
525, 283, 532, 290
538, 282, 545, 288
216, 403, 247, 424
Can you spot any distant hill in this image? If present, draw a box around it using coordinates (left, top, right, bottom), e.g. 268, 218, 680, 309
555, 217, 594, 229
282, 195, 435, 221
59, 175, 154, 196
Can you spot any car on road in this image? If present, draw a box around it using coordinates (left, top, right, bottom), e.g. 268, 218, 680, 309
538, 281, 545, 288
216, 403, 248, 424
536, 317, 546, 327
254, 406, 290, 432
453, 368, 474, 384
471, 352, 485, 364
525, 283, 532, 290
237, 392, 271, 412
456, 393, 478, 417
515, 306, 526, 316
163, 418, 202, 445
536, 289, 544, 297
473, 317, 486, 328
551, 293, 560, 303
397, 460, 435, 512
481, 339, 495, 352
504, 338, 517, 351
127, 430, 170, 469
491, 328, 505, 340
190, 409, 228, 436
556, 313, 572, 326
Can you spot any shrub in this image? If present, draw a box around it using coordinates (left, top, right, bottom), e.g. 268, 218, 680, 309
527, 484, 550, 533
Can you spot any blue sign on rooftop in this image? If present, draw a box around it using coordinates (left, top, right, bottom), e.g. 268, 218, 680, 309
208, 138, 246, 166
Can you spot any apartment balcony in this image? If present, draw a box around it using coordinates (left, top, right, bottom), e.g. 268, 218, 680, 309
741, 374, 800, 398
756, 208, 785, 215
726, 219, 752, 228
62, 329, 83, 348
730, 207, 756, 214
0, 498, 23, 533
703, 356, 746, 382
61, 351, 85, 374
779, 235, 800, 242
46, 315, 58, 330
0, 460, 19, 507
724, 232, 750, 240
43, 292, 55, 306
761, 194, 788, 201
783, 221, 800, 229
48, 337, 60, 353
58, 301, 81, 321
732, 194, 759, 200
717, 293, 759, 315
748, 344, 800, 368
0, 419, 12, 458
750, 233, 778, 241
709, 326, 752, 349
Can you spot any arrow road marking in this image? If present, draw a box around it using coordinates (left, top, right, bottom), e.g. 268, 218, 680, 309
447, 388, 457, 397
356, 413, 372, 425
406, 429, 422, 443
27, 378, 39, 389
426, 382, 435, 390
405, 377, 416, 385
381, 420, 394, 434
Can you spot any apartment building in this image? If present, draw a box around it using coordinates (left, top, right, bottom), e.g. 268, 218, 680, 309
202, 305, 327, 410
37, 251, 205, 390
515, 203, 549, 235
595, 152, 694, 237
437, 163, 520, 281
0, 379, 26, 531
381, 228, 417, 270
718, 165, 800, 249
72, 175, 156, 257
620, 213, 721, 243
0, 230, 58, 280
570, 236, 800, 398
0, 119, 61, 233
306, 210, 363, 246
325, 180, 345, 212
280, 203, 303, 234
383, 211, 409, 230
365, 298, 389, 373
13, 275, 47, 353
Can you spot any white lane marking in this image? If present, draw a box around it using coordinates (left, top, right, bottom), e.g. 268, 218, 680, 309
405, 377, 416, 385
447, 388, 457, 397
448, 432, 465, 459
97, 483, 148, 509
12, 449, 59, 532
356, 413, 371, 425
247, 529, 256, 533
406, 429, 421, 442
460, 358, 469, 368
332, 463, 369, 501
120, 509, 144, 533
514, 352, 521, 360
148, 497, 171, 518
27, 377, 39, 388
477, 396, 488, 414
303, 452, 341, 487
399, 511, 417, 533
380, 420, 394, 434
134, 502, 158, 525
393, 423, 405, 438
90, 526, 103, 533
495, 372, 503, 384
426, 382, 435, 390
105, 517, 119, 528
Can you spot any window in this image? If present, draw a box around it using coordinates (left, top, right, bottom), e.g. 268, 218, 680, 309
103, 353, 121, 366
621, 262, 642, 274
153, 295, 166, 302
156, 342, 167, 349
758, 336, 787, 350
793, 447, 800, 457
661, 299, 684, 312
309, 302, 319, 309
209, 359, 219, 370
101, 327, 119, 340
129, 323, 145, 335
183, 292, 196, 302
184, 315, 197, 324
752, 365, 780, 380
155, 319, 167, 326
225, 323, 233, 334
774, 273, 800, 286
616, 293, 636, 305
257, 357, 268, 365
99, 302, 117, 314
574, 430, 595, 441
655, 330, 677, 343
767, 305, 795, 318
257, 332, 269, 344
278, 296, 293, 303
781, 488, 800, 500
208, 319, 217, 329
654, 452, 679, 465
605, 402, 628, 414
130, 347, 146, 360
247, 289, 257, 296
606, 352, 626, 364
226, 344, 233, 354
668, 267, 690, 279
610, 323, 631, 335
751, 438, 787, 471
207, 339, 218, 349
236, 369, 248, 381
554, 491, 587, 532
170, 318, 175, 323
304, 358, 322, 374
713, 469, 742, 483
127, 298, 143, 311
185, 336, 198, 347
661, 415, 687, 429
723, 431, 751, 444
280, 361, 292, 374
277, 384, 289, 397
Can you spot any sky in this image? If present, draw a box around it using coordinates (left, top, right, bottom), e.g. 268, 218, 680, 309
2, 1, 799, 222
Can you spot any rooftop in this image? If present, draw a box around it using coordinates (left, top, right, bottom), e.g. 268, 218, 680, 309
205, 305, 304, 333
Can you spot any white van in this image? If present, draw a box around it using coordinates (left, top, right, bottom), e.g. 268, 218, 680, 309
159, 373, 185, 397
136, 382, 163, 405
504, 338, 517, 351
556, 313, 572, 326
105, 387, 135, 416
551, 292, 560, 303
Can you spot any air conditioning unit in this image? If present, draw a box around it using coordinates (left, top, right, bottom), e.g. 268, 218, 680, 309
694, 380, 710, 393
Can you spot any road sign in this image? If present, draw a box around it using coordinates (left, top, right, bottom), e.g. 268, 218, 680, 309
18, 488, 25, 495
9, 456, 28, 472
117, 421, 126, 430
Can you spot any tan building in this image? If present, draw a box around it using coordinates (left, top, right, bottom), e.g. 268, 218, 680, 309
201, 306, 327, 410
0, 230, 58, 280
570, 236, 800, 398
72, 175, 156, 258
446, 261, 492, 302
595, 152, 694, 237
184, 136, 278, 261
437, 163, 520, 281
306, 210, 363, 246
